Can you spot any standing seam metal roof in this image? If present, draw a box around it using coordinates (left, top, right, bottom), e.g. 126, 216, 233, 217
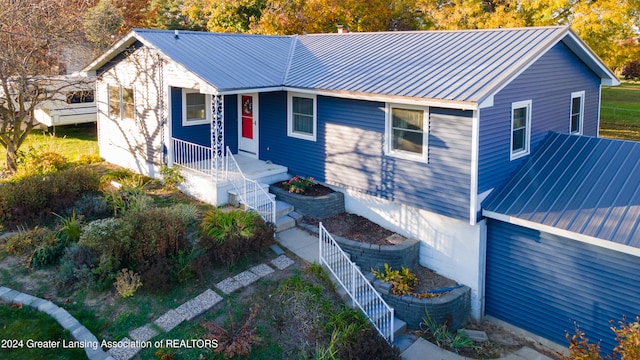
483, 132, 640, 247
112, 26, 612, 102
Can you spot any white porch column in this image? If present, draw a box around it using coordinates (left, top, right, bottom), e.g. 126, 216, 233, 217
211, 94, 224, 181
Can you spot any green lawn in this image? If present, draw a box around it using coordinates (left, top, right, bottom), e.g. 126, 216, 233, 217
600, 81, 640, 141
0, 306, 87, 360
0, 122, 98, 170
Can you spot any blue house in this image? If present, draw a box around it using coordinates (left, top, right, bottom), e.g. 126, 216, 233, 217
85, 26, 634, 350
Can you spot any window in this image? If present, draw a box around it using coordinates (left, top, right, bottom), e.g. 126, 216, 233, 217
287, 93, 316, 141
182, 90, 210, 126
385, 104, 428, 161
570, 91, 584, 135
66, 90, 94, 104
109, 85, 134, 120
511, 100, 532, 160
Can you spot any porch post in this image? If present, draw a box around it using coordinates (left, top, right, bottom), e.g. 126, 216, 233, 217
212, 94, 224, 181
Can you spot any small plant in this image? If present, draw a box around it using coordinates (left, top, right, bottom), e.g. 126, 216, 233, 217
113, 268, 142, 298
200, 208, 258, 243
159, 165, 184, 190
15, 148, 68, 178
202, 301, 261, 358
3, 226, 56, 255
420, 309, 477, 354
282, 176, 315, 194
371, 263, 418, 296
564, 316, 640, 360
54, 210, 82, 242
155, 349, 176, 360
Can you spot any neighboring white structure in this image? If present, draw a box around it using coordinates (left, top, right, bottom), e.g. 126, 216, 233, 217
33, 75, 97, 127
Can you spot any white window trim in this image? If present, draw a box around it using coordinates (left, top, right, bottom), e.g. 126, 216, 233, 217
570, 91, 585, 135
510, 100, 532, 161
182, 89, 211, 126
108, 85, 134, 121
384, 103, 429, 163
287, 92, 317, 141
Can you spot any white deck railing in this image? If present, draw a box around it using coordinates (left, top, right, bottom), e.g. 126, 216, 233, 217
318, 223, 395, 343
226, 147, 276, 224
172, 138, 215, 176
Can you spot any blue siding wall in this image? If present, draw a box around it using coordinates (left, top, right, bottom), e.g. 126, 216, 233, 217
170, 88, 237, 151
478, 42, 602, 193
486, 220, 640, 354
259, 92, 473, 221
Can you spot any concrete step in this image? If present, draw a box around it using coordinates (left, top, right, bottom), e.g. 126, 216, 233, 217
228, 183, 271, 206
275, 215, 296, 233
275, 200, 294, 218
394, 316, 407, 341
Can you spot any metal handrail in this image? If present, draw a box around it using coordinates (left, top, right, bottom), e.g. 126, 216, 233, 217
226, 146, 276, 224
172, 138, 214, 177
318, 222, 395, 343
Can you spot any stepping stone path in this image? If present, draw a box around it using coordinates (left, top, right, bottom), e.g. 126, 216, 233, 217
0, 255, 295, 360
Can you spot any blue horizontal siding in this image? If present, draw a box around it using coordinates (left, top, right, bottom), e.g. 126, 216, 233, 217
486, 220, 640, 354
478, 42, 602, 194
170, 89, 237, 151
259, 92, 473, 220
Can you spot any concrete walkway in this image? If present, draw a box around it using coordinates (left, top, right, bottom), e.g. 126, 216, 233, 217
275, 227, 554, 360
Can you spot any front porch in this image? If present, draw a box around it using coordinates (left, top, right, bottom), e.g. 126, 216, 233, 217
171, 138, 289, 207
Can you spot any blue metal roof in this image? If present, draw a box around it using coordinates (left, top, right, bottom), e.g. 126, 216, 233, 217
132, 29, 293, 92
483, 133, 640, 247
86, 26, 618, 101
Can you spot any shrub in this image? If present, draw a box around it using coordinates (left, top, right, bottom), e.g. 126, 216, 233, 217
78, 217, 134, 284
3, 227, 56, 256
622, 61, 640, 80
15, 148, 68, 178
114, 268, 142, 298
56, 244, 98, 287
159, 165, 184, 190
72, 193, 109, 220
74, 154, 102, 165
372, 263, 418, 296
54, 210, 82, 242
29, 240, 67, 269
0, 166, 100, 227
128, 207, 187, 266
564, 317, 640, 360
202, 301, 261, 358
165, 203, 200, 228
102, 187, 153, 217
139, 256, 173, 294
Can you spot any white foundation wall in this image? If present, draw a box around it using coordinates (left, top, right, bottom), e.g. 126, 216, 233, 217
343, 188, 487, 320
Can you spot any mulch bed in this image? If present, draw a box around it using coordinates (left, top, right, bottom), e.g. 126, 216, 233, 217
412, 265, 458, 293
303, 213, 396, 245
273, 181, 335, 196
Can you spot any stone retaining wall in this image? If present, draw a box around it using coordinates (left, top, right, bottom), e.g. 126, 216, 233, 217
270, 185, 345, 218
366, 275, 471, 331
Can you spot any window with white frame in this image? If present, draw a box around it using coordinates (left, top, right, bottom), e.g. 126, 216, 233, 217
570, 91, 585, 135
287, 92, 316, 141
385, 104, 428, 161
182, 90, 210, 126
511, 100, 532, 160
109, 85, 134, 120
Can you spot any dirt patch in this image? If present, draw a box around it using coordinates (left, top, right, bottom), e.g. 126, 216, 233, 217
412, 265, 458, 293
304, 213, 396, 245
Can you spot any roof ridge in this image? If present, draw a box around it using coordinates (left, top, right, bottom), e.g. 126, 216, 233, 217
282, 35, 298, 84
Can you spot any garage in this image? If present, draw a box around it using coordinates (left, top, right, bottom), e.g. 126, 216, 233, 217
482, 133, 640, 354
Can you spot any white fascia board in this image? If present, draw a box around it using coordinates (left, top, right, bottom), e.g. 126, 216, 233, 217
83, 32, 140, 74
282, 87, 479, 110
482, 210, 640, 258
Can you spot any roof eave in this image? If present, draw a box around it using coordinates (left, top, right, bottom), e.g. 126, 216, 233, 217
82, 30, 141, 75
562, 29, 620, 86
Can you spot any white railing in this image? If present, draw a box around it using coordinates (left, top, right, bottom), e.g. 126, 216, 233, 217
318, 223, 395, 343
173, 138, 214, 176
226, 147, 276, 224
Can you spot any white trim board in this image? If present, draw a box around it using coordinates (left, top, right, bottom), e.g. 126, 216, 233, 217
483, 210, 640, 258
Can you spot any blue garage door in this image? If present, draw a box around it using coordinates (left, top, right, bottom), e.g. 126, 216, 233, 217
485, 219, 640, 354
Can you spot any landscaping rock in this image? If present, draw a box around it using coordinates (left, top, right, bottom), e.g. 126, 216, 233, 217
271, 255, 294, 270
175, 289, 222, 321
250, 263, 275, 277
129, 324, 159, 342
459, 329, 489, 342
233, 270, 259, 286
154, 309, 185, 332
216, 277, 243, 294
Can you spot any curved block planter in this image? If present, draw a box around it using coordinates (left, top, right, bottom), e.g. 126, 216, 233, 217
334, 235, 419, 273
367, 276, 471, 331
269, 185, 345, 218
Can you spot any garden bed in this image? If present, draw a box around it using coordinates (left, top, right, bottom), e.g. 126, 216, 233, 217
269, 183, 345, 218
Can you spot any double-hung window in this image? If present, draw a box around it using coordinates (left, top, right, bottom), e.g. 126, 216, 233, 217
510, 100, 532, 160
182, 90, 210, 126
109, 85, 134, 120
287, 93, 316, 141
570, 91, 584, 135
385, 104, 428, 162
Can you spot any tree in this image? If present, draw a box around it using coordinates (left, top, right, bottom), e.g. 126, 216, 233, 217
84, 0, 125, 50
0, 0, 87, 171
144, 0, 205, 30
